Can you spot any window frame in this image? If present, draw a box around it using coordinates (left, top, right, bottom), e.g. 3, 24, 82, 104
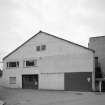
36, 45, 46, 51
41, 45, 46, 51
24, 59, 37, 68
9, 77, 16, 84
36, 46, 40, 51
6, 61, 19, 69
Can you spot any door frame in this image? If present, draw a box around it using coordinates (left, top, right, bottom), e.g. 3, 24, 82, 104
22, 74, 38, 89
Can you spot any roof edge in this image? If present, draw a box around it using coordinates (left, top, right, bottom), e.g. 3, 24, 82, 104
3, 30, 42, 60
3, 30, 94, 60
89, 35, 105, 39
40, 31, 95, 53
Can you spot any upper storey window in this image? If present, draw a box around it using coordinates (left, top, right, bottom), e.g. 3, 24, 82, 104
41, 45, 46, 50
7, 61, 19, 68
36, 46, 40, 51
36, 45, 46, 51
24, 59, 37, 67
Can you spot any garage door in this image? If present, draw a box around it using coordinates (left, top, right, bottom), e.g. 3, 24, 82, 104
64, 72, 92, 91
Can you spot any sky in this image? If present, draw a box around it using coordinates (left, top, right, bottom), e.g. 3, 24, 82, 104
0, 0, 105, 62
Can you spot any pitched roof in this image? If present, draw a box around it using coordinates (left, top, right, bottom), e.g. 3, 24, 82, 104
3, 31, 94, 60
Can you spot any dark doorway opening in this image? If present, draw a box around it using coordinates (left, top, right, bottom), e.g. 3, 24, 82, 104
22, 74, 38, 89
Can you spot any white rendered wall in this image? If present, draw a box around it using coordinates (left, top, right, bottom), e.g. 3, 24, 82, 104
39, 54, 93, 73
3, 32, 94, 88
4, 32, 94, 73
39, 73, 64, 90
4, 32, 93, 61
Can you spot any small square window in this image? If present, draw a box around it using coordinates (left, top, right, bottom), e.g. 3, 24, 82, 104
41, 45, 46, 50
9, 77, 16, 84
36, 46, 40, 51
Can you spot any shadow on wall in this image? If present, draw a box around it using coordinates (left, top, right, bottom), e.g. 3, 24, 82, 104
95, 57, 105, 92
0, 69, 4, 87
0, 69, 2, 78
95, 65, 102, 78
95, 57, 102, 78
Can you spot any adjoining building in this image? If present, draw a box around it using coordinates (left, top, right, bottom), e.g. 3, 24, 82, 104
89, 36, 105, 92
2, 31, 94, 91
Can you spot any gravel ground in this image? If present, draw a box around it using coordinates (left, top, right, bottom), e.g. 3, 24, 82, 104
0, 86, 105, 105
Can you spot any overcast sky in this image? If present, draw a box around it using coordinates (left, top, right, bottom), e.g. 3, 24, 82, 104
0, 0, 105, 61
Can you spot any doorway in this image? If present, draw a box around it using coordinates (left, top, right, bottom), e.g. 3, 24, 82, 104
64, 72, 92, 91
22, 74, 38, 89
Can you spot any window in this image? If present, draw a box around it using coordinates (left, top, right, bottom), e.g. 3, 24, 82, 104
41, 45, 46, 50
36, 46, 40, 51
36, 45, 46, 51
24, 59, 37, 67
7, 61, 19, 68
9, 77, 16, 84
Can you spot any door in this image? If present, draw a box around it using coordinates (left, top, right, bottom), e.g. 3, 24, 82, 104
64, 72, 92, 91
22, 75, 38, 89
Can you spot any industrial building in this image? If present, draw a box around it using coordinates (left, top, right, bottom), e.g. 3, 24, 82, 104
2, 31, 94, 91
89, 36, 105, 92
